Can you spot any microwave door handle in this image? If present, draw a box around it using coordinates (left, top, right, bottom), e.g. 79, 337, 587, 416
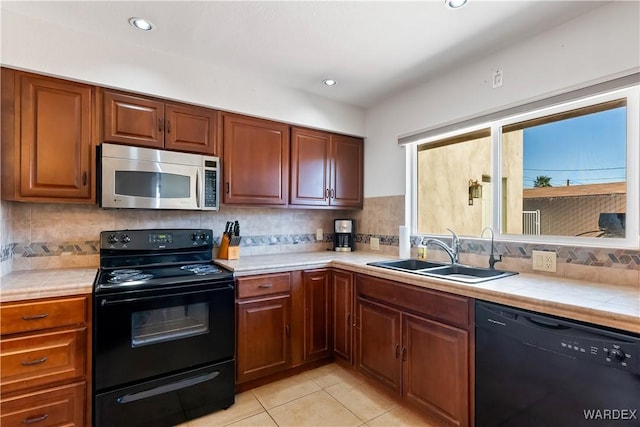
195, 169, 201, 208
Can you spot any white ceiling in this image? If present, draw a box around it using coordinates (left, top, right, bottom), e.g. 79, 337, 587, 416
1, 1, 608, 108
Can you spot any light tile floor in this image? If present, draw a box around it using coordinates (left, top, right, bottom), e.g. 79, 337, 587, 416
179, 363, 445, 427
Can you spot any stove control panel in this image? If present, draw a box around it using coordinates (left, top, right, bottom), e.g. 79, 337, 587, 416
101, 229, 214, 250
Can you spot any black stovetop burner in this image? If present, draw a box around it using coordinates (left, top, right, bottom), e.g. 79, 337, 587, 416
95, 228, 234, 293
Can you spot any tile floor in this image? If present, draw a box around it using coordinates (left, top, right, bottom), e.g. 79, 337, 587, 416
179, 363, 445, 427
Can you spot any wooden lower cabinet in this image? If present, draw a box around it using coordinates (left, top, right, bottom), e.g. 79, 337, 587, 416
332, 270, 354, 363
0, 295, 91, 427
403, 313, 469, 427
357, 298, 402, 394
303, 269, 332, 362
355, 274, 471, 427
236, 294, 291, 383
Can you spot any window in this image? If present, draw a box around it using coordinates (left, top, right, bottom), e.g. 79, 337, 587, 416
411, 86, 639, 248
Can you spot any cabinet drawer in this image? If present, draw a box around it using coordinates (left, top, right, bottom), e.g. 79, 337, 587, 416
1, 381, 86, 427
237, 273, 291, 298
1, 297, 87, 335
1, 327, 86, 395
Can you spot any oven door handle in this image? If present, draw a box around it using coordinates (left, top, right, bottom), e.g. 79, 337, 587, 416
99, 284, 234, 306
116, 371, 220, 404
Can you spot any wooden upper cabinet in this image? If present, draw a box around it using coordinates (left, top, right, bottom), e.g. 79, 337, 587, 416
290, 127, 363, 208
1, 69, 95, 203
330, 134, 363, 208
102, 91, 218, 155
290, 128, 330, 206
102, 91, 164, 149
223, 113, 290, 205
164, 103, 217, 154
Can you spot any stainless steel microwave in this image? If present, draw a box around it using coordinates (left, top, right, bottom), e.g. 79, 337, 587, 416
99, 143, 219, 210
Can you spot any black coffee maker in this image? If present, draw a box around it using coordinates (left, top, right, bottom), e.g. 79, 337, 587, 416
333, 219, 355, 252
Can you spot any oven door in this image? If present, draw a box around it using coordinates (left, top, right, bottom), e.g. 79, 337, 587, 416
101, 156, 201, 210
94, 282, 234, 391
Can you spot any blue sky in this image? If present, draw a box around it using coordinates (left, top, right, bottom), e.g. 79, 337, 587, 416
522, 106, 627, 189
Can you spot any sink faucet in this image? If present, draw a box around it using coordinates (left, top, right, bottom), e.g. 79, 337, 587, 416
424, 228, 460, 264
481, 226, 502, 269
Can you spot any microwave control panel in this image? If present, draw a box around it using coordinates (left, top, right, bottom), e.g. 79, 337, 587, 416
204, 169, 217, 209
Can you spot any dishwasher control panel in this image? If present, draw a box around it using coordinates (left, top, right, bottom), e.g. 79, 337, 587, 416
559, 338, 635, 371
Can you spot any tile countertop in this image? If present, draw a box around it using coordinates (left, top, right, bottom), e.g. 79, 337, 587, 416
0, 252, 637, 334
0, 268, 98, 303
215, 251, 640, 334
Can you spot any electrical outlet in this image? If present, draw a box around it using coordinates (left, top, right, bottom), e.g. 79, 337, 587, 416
370, 237, 380, 251
316, 228, 323, 241
493, 69, 503, 88
532, 250, 557, 273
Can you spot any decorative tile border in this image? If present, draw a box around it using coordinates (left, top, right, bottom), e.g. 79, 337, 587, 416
9, 234, 332, 258
13, 241, 100, 257
1, 243, 16, 262
7, 234, 639, 270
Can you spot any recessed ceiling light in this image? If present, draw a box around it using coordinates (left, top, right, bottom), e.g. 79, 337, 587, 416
129, 17, 154, 31
445, 0, 468, 9
323, 79, 337, 87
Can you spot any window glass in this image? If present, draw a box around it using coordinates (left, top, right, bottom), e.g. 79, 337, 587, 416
417, 129, 492, 236
131, 302, 209, 347
501, 100, 627, 238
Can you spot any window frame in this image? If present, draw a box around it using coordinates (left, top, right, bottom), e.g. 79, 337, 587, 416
408, 86, 639, 249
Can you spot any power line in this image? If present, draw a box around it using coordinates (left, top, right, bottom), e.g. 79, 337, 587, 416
523, 166, 625, 172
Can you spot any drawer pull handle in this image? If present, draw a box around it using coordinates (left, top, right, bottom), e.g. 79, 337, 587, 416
21, 357, 48, 366
258, 284, 273, 289
22, 314, 48, 320
395, 344, 400, 358
22, 414, 48, 424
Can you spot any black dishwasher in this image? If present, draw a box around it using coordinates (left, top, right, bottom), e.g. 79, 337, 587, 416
475, 301, 639, 427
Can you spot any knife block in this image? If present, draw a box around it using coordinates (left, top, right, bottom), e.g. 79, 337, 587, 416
218, 234, 239, 260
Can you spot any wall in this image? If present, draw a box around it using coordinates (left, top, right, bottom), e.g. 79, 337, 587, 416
364, 1, 639, 198
359, 2, 639, 286
0, 9, 365, 137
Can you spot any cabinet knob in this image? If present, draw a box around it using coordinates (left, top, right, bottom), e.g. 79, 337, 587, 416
395, 344, 400, 358
167, 120, 171, 133
158, 119, 163, 132
401, 346, 407, 361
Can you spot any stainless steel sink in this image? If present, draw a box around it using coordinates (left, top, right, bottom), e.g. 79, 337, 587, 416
367, 259, 517, 283
367, 259, 447, 271
421, 264, 517, 283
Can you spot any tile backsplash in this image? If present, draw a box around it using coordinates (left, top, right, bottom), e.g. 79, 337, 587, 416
1, 196, 638, 288
4, 202, 345, 272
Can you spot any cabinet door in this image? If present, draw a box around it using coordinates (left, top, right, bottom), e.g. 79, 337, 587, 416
332, 270, 353, 363
223, 114, 290, 205
303, 270, 332, 362
17, 73, 94, 201
164, 103, 218, 155
236, 295, 290, 383
103, 91, 164, 149
290, 127, 330, 206
330, 134, 363, 207
356, 298, 402, 394
403, 313, 469, 427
